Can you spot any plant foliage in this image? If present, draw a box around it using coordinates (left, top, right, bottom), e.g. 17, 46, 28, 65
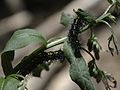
0, 0, 120, 90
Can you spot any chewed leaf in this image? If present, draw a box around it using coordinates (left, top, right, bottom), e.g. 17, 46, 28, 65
3, 29, 47, 52
60, 13, 75, 27
63, 41, 95, 90
1, 29, 47, 76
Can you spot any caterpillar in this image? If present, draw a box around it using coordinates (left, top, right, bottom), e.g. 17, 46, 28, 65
68, 13, 87, 58
19, 50, 65, 76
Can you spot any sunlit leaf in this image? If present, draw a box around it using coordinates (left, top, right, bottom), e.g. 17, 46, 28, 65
0, 75, 20, 90
0, 77, 5, 89
3, 29, 47, 52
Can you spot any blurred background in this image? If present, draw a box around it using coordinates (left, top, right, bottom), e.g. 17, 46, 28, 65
0, 0, 120, 90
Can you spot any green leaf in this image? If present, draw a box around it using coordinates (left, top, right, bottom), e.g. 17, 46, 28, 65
117, 0, 120, 6
2, 77, 20, 90
0, 75, 20, 90
60, 13, 74, 27
74, 9, 95, 24
63, 41, 95, 90
0, 77, 5, 89
1, 29, 47, 76
0, 75, 26, 90
1, 51, 14, 76
87, 35, 101, 60
3, 29, 47, 52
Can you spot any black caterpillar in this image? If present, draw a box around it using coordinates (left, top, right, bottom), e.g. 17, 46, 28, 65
19, 50, 65, 76
68, 11, 88, 58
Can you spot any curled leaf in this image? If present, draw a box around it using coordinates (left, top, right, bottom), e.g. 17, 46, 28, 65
1, 51, 14, 76
87, 39, 93, 52
88, 60, 102, 83
105, 72, 117, 88
108, 34, 119, 56
88, 60, 117, 90
87, 35, 101, 60
1, 29, 47, 76
93, 43, 100, 60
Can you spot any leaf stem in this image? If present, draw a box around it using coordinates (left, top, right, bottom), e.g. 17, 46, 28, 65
46, 37, 67, 49
80, 47, 95, 60
96, 4, 114, 22
103, 4, 114, 15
